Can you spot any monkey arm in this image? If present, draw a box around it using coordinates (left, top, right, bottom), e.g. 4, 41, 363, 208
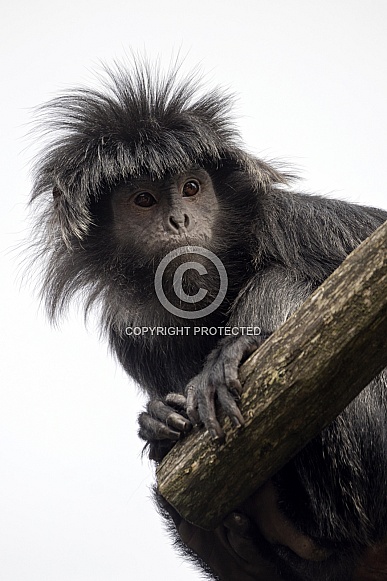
185, 267, 314, 439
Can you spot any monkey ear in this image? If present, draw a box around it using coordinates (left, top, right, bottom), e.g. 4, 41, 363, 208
51, 185, 92, 248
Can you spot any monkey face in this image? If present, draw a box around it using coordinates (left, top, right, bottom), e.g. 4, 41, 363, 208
110, 168, 220, 256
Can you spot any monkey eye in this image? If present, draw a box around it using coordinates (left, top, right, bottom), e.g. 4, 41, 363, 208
134, 192, 156, 207
182, 180, 200, 197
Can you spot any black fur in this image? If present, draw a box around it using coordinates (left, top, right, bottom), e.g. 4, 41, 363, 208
29, 60, 387, 581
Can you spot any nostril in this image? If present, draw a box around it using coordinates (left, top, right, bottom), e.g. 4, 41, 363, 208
169, 216, 180, 232
184, 214, 189, 228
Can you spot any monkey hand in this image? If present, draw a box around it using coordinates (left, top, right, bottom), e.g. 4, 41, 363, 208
186, 334, 264, 440
138, 394, 192, 462
158, 490, 282, 581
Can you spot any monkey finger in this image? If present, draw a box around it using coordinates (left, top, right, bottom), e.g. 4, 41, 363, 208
164, 393, 191, 422
216, 384, 245, 428
226, 377, 243, 400
167, 412, 192, 433
223, 512, 250, 535
222, 356, 243, 397
225, 529, 259, 563
223, 513, 258, 562
138, 412, 181, 441
198, 390, 225, 441
165, 393, 187, 410
147, 399, 191, 432
186, 383, 200, 425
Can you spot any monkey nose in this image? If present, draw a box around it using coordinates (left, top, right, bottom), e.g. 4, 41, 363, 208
168, 214, 190, 233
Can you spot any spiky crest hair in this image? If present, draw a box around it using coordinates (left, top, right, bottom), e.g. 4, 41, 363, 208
31, 59, 288, 247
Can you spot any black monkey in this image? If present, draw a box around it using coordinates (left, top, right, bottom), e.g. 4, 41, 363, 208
30, 61, 387, 580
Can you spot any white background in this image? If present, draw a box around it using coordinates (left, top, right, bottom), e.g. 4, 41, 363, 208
1, 1, 386, 580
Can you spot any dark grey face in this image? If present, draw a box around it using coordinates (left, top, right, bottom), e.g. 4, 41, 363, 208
110, 169, 219, 253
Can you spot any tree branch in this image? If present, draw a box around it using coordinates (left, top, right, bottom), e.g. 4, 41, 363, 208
157, 220, 387, 530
